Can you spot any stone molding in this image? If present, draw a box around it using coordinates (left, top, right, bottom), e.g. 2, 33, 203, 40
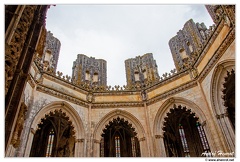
36, 84, 88, 108
147, 80, 198, 106
198, 24, 235, 82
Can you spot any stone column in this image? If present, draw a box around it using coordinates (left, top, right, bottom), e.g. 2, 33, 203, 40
92, 139, 100, 157
142, 101, 153, 156
139, 137, 148, 157
24, 128, 35, 157
6, 145, 15, 157
154, 135, 166, 157
217, 113, 235, 152
75, 139, 84, 157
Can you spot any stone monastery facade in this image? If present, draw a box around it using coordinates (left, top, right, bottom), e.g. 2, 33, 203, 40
5, 5, 235, 157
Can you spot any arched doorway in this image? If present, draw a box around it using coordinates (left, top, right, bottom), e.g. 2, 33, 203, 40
30, 109, 75, 157
100, 117, 141, 157
163, 105, 210, 157
222, 69, 235, 130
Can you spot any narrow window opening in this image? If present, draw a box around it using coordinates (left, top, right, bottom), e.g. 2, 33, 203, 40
93, 72, 98, 82
115, 136, 121, 157
134, 71, 140, 81
100, 137, 104, 157
179, 48, 188, 59
131, 137, 136, 157
46, 129, 54, 157
196, 122, 211, 156
85, 70, 90, 81
179, 124, 190, 157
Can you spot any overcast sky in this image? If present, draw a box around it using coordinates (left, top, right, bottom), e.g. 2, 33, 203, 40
46, 4, 213, 86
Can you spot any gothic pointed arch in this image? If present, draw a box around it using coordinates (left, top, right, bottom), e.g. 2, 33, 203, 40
93, 109, 146, 157
210, 59, 235, 152
25, 101, 85, 157
162, 104, 210, 157
153, 97, 207, 136
100, 117, 141, 157
93, 109, 145, 141
153, 97, 211, 157
30, 109, 75, 157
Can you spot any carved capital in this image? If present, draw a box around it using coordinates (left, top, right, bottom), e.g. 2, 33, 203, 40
202, 120, 206, 127
31, 128, 36, 134
139, 137, 146, 141
155, 135, 164, 139
75, 138, 84, 143
86, 93, 94, 103
190, 68, 198, 79
93, 139, 100, 144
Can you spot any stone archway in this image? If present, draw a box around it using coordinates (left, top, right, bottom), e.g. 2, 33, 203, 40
153, 97, 210, 157
210, 60, 235, 152
100, 117, 141, 157
222, 69, 235, 130
92, 109, 147, 157
162, 104, 210, 157
25, 101, 85, 157
30, 109, 75, 157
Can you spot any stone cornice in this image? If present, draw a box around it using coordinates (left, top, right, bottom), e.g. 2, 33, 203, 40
36, 84, 89, 108
145, 70, 189, 93
147, 80, 198, 106
92, 102, 144, 109
42, 72, 89, 95
93, 91, 140, 96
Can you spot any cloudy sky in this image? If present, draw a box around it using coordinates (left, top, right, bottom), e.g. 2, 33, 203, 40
46, 4, 213, 86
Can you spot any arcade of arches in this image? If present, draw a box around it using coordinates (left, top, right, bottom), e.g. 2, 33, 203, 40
5, 5, 235, 157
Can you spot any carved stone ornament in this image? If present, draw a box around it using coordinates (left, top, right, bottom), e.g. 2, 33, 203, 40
11, 102, 28, 148
87, 93, 94, 103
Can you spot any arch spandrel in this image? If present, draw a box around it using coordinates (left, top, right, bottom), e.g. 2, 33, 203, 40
93, 109, 146, 141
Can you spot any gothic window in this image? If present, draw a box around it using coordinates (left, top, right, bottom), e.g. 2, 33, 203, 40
178, 124, 190, 157
163, 105, 211, 157
46, 129, 55, 157
115, 136, 121, 157
196, 122, 210, 153
30, 110, 75, 157
131, 137, 136, 157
